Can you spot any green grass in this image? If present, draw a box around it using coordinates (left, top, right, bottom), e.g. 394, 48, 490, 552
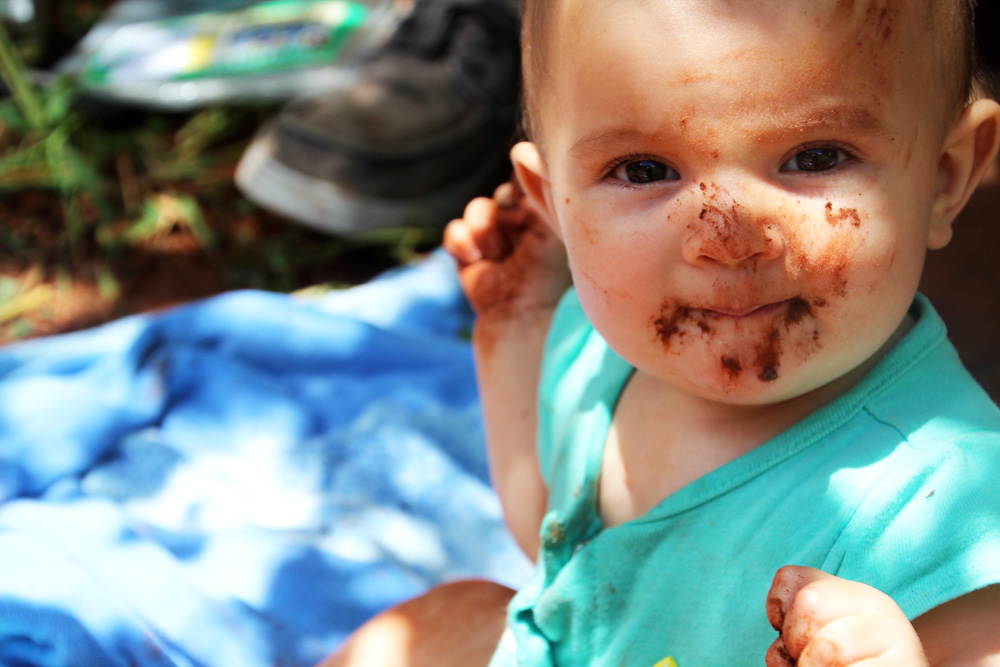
0, 16, 441, 341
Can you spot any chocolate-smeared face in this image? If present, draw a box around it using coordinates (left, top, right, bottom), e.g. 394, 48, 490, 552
532, 0, 953, 403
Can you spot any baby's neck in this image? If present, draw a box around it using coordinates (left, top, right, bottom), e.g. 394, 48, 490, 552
597, 326, 904, 528
598, 372, 805, 527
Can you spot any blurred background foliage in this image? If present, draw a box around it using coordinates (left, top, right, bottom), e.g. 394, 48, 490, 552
0, 0, 439, 343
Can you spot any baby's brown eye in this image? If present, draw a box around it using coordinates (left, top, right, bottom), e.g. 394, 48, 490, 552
781, 147, 849, 172
614, 159, 679, 184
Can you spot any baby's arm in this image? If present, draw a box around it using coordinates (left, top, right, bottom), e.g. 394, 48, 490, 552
444, 180, 571, 559
766, 565, 1000, 666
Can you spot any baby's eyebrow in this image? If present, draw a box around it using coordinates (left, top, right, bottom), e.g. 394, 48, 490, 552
744, 103, 895, 148
568, 129, 660, 159
783, 105, 891, 135
567, 105, 892, 160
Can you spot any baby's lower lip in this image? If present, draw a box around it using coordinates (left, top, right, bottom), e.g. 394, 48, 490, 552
705, 301, 787, 318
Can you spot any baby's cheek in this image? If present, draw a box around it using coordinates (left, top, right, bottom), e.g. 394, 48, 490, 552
785, 202, 871, 300
566, 224, 666, 304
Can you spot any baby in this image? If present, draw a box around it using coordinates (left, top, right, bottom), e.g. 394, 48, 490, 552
322, 1, 1000, 665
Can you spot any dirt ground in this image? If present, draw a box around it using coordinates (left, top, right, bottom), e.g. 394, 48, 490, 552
0, 180, 409, 340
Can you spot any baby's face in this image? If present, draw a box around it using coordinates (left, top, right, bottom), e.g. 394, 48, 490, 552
531, 0, 955, 404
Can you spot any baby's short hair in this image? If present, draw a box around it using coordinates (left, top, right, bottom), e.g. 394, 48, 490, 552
517, 0, 985, 141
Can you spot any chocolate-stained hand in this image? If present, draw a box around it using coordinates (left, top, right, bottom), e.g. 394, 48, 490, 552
765, 566, 929, 667
444, 178, 570, 319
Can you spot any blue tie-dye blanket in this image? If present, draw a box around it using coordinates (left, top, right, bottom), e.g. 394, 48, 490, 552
0, 249, 532, 667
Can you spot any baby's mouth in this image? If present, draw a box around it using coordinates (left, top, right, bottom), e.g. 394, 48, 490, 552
654, 297, 812, 351
702, 300, 791, 320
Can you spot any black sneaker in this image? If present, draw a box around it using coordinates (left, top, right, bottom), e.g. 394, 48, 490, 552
235, 0, 520, 236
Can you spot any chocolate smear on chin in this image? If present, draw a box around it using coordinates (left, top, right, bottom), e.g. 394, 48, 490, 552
784, 297, 811, 325
754, 298, 815, 382
721, 355, 743, 378
654, 305, 695, 349
755, 328, 781, 382
656, 298, 815, 383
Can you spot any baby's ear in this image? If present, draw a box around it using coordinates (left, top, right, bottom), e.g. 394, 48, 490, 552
929, 98, 1000, 249
510, 141, 563, 241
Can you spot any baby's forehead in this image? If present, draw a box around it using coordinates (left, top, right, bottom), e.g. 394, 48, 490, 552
549, 1, 933, 76
535, 0, 963, 117
541, 0, 955, 57
549, 0, 942, 41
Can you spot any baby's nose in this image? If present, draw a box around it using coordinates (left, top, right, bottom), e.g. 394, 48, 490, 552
681, 193, 784, 267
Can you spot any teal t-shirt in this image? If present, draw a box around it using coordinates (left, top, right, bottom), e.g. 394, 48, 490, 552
490, 290, 1000, 667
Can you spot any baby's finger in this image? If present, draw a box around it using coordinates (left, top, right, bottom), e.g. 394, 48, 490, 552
463, 195, 498, 226
769, 566, 869, 658
796, 613, 928, 667
463, 196, 511, 261
443, 218, 483, 266
795, 614, 871, 666
492, 179, 535, 228
764, 635, 796, 667
771, 567, 920, 664
493, 179, 522, 208
784, 584, 867, 658
767, 565, 827, 632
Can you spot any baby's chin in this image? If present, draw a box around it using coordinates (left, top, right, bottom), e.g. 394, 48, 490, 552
676, 372, 798, 406
651, 349, 825, 406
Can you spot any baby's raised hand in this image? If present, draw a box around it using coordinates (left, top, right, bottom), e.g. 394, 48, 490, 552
443, 179, 570, 320
766, 566, 929, 667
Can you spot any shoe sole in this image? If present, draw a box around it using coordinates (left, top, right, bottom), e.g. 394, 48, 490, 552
236, 126, 510, 236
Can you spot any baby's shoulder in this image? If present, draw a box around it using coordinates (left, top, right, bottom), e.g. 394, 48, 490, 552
860, 303, 1000, 446
833, 421, 1000, 618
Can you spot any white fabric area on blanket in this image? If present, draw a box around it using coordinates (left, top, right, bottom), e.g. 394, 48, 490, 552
0, 249, 533, 667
